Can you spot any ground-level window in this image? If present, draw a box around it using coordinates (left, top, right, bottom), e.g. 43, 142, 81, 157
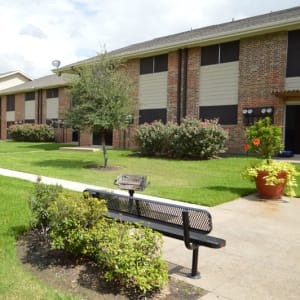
138, 108, 167, 124
24, 119, 35, 124
199, 105, 237, 125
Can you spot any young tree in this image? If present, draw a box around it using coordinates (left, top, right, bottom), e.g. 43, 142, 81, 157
64, 53, 135, 167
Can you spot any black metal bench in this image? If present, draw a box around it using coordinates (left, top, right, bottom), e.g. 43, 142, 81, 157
83, 188, 226, 278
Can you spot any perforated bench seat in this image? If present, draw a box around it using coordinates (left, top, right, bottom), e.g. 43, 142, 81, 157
84, 188, 226, 278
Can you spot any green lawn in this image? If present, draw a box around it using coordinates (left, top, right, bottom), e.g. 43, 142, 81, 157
0, 142, 299, 299
0, 141, 299, 206
0, 176, 76, 299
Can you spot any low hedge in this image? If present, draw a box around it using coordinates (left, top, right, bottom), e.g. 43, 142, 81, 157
135, 117, 229, 159
8, 124, 54, 142
28, 182, 168, 294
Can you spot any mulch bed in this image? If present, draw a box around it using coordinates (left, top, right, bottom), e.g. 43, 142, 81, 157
16, 231, 207, 300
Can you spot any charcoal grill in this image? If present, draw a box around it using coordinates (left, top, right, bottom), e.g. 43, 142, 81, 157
114, 174, 148, 213
114, 174, 148, 197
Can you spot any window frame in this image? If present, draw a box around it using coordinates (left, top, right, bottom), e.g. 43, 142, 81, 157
201, 41, 239, 66
25, 92, 35, 101
6, 95, 15, 111
199, 105, 238, 125
46, 88, 59, 99
286, 30, 300, 77
140, 54, 168, 75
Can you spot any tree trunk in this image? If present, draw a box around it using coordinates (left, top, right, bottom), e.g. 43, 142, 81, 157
101, 131, 108, 168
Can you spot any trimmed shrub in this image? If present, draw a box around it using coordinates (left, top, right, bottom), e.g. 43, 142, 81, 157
171, 118, 229, 159
8, 123, 54, 142
28, 178, 63, 236
48, 191, 108, 256
95, 221, 168, 293
44, 188, 168, 293
135, 117, 228, 159
134, 120, 174, 156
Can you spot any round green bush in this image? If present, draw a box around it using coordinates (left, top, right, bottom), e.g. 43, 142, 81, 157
8, 124, 54, 142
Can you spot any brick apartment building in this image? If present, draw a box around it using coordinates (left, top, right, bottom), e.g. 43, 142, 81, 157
0, 73, 83, 144
0, 73, 112, 146
1, 6, 300, 153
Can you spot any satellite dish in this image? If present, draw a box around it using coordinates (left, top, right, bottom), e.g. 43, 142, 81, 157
51, 60, 61, 68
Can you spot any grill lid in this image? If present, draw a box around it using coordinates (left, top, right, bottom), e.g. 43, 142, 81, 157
114, 174, 148, 191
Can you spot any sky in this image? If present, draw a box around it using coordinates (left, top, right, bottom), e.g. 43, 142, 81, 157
1, 0, 300, 79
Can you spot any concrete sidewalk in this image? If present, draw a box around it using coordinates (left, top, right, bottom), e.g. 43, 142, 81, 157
164, 194, 300, 300
1, 168, 300, 299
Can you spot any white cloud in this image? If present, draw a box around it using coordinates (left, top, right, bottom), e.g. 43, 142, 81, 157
0, 0, 299, 78
20, 24, 48, 39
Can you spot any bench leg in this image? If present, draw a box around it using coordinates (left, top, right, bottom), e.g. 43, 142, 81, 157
190, 247, 201, 279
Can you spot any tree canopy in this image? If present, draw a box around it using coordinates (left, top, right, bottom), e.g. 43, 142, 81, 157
65, 53, 135, 167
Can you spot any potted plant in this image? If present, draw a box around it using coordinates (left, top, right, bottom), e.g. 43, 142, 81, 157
243, 117, 298, 198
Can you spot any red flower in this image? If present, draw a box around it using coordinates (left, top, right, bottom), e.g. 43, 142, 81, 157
244, 144, 250, 151
253, 138, 260, 146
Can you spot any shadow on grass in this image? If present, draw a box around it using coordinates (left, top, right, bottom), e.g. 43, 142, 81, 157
18, 143, 74, 151
205, 186, 255, 197
7, 225, 29, 239
32, 159, 97, 169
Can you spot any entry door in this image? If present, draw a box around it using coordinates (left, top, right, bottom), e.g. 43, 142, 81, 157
285, 105, 300, 154
92, 130, 113, 146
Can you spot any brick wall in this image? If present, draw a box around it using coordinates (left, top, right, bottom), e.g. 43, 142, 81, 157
231, 31, 288, 153
167, 51, 179, 122
238, 32, 287, 120
186, 47, 200, 119
112, 58, 139, 149
0, 97, 6, 139
79, 129, 91, 146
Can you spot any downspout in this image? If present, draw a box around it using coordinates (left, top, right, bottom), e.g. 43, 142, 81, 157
177, 49, 182, 124
182, 48, 188, 118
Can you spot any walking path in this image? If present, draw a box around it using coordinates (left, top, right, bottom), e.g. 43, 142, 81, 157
1, 167, 300, 300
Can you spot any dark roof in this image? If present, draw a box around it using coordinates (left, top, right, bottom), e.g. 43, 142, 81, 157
0, 73, 73, 95
58, 6, 300, 72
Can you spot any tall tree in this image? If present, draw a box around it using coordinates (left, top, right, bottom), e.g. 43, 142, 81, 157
65, 53, 135, 167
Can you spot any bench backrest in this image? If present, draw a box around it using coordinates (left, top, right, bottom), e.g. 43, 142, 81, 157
84, 189, 213, 234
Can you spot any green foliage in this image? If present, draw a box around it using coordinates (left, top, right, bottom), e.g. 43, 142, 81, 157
45, 188, 168, 293
95, 221, 168, 293
64, 52, 135, 167
65, 53, 134, 132
170, 118, 229, 159
243, 159, 299, 197
0, 176, 76, 299
28, 178, 63, 235
243, 117, 299, 197
134, 120, 176, 156
48, 191, 108, 255
245, 117, 283, 159
8, 124, 55, 142
135, 117, 228, 159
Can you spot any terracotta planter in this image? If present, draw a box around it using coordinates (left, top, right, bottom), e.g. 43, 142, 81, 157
255, 171, 287, 199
